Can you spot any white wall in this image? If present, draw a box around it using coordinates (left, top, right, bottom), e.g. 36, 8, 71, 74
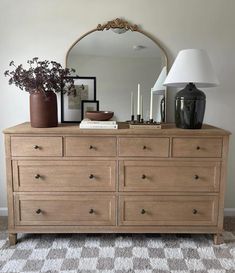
0, 0, 235, 213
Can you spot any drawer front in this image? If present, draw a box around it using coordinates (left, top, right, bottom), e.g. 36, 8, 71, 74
15, 194, 115, 226
118, 137, 169, 157
119, 195, 218, 226
11, 136, 62, 157
13, 161, 116, 191
119, 161, 220, 192
172, 137, 222, 158
65, 137, 116, 157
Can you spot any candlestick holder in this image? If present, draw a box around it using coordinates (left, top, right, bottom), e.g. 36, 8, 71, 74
128, 119, 162, 129
127, 115, 162, 129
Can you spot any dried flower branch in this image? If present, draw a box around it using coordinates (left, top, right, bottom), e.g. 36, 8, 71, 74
4, 58, 77, 95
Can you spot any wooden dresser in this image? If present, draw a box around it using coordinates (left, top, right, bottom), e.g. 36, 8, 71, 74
3, 122, 230, 245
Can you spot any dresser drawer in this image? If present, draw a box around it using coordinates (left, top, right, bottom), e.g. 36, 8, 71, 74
65, 137, 116, 157
119, 195, 218, 226
11, 136, 62, 157
15, 194, 116, 226
172, 137, 222, 158
119, 161, 220, 192
118, 137, 169, 157
13, 161, 116, 191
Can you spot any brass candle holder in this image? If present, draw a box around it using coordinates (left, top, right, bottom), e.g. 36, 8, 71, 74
127, 115, 161, 129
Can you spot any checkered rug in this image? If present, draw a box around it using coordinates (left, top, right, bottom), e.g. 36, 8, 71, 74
0, 231, 235, 273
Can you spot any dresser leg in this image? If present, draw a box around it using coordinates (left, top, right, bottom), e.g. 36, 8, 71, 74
213, 233, 224, 245
9, 233, 17, 246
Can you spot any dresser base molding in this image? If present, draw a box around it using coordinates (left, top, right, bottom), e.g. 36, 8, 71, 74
8, 228, 223, 246
9, 226, 222, 234
3, 123, 230, 246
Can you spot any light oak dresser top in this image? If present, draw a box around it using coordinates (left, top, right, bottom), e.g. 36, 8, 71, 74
3, 122, 231, 136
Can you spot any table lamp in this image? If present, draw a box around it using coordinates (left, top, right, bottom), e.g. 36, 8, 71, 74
163, 49, 219, 129
152, 66, 167, 122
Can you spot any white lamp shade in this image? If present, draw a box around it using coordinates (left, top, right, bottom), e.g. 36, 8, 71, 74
152, 66, 167, 94
163, 49, 219, 88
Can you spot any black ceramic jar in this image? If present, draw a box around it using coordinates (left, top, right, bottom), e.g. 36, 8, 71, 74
175, 83, 206, 129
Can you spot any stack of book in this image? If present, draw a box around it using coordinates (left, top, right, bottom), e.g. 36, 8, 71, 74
80, 119, 118, 129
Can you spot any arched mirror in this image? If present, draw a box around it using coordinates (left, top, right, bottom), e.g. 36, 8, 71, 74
65, 18, 168, 123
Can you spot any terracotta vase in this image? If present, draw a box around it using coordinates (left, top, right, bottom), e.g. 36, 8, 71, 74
30, 90, 58, 128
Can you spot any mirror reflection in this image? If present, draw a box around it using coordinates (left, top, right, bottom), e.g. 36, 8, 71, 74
66, 26, 167, 122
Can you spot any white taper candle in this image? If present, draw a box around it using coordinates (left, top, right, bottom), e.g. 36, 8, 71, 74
150, 89, 153, 120
137, 84, 140, 115
141, 95, 143, 118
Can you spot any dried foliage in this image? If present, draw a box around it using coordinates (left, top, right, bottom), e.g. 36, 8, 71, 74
4, 57, 76, 95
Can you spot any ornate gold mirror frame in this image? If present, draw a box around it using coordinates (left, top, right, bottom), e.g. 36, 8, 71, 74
65, 18, 168, 122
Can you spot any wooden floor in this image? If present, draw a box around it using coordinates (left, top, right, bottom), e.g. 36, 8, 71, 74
1, 216, 235, 232
224, 216, 235, 232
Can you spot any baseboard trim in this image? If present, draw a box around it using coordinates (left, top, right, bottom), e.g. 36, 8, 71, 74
1, 207, 235, 217
224, 208, 235, 217
0, 208, 8, 216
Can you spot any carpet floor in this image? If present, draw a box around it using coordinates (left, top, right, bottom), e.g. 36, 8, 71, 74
0, 217, 235, 273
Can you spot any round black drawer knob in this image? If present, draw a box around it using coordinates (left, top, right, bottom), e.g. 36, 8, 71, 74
89, 145, 93, 149
142, 174, 146, 179
89, 174, 94, 179
196, 146, 200, 150
194, 175, 199, 180
34, 174, 41, 179
192, 209, 198, 214
89, 209, 94, 214
36, 209, 42, 214
34, 145, 39, 149
141, 209, 146, 214
143, 146, 147, 150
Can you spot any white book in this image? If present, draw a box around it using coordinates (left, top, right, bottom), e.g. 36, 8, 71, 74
80, 124, 118, 129
81, 119, 116, 125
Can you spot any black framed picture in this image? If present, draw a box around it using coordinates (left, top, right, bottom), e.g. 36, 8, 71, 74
61, 76, 96, 123
81, 100, 99, 120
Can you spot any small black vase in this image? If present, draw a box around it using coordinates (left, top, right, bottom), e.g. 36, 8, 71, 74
175, 83, 206, 129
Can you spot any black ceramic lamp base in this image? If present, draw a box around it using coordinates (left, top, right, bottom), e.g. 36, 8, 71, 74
175, 83, 206, 129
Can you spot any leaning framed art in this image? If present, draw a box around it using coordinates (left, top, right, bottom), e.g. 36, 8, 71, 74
61, 76, 96, 123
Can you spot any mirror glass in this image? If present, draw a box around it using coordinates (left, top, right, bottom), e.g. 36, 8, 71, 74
66, 27, 167, 122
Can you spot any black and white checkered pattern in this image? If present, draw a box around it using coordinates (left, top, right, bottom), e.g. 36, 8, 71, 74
0, 231, 235, 272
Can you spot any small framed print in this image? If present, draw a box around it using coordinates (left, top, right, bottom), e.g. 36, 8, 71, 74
81, 100, 99, 120
61, 76, 96, 123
